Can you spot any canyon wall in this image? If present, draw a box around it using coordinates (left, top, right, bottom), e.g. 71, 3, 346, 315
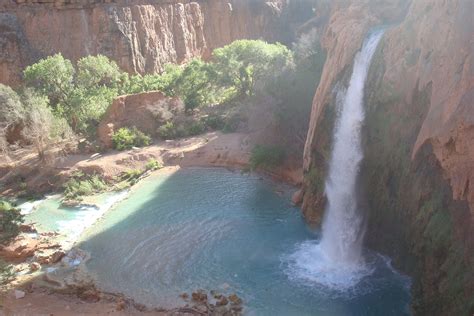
302, 0, 473, 314
0, 0, 286, 86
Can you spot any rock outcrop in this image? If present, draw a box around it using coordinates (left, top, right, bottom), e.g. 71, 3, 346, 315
302, 0, 473, 314
0, 0, 286, 86
97, 91, 183, 147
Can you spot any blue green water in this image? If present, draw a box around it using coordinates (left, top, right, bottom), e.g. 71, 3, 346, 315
76, 168, 411, 315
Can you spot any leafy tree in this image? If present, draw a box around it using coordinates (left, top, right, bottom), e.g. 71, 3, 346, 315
174, 59, 216, 112
0, 84, 26, 151
21, 90, 74, 160
212, 40, 293, 96
23, 54, 75, 109
76, 55, 126, 91
126, 64, 183, 95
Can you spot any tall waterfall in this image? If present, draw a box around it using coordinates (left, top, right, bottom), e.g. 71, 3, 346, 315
285, 30, 384, 290
320, 30, 384, 265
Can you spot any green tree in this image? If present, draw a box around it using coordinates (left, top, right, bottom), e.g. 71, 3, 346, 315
174, 59, 216, 112
23, 54, 75, 108
76, 55, 127, 93
212, 40, 293, 96
21, 90, 74, 160
126, 64, 183, 96
0, 84, 26, 151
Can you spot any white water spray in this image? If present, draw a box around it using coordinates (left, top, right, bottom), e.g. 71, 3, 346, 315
320, 30, 384, 264
285, 30, 384, 290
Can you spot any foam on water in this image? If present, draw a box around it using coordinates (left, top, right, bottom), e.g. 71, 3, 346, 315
284, 240, 373, 292
56, 190, 129, 240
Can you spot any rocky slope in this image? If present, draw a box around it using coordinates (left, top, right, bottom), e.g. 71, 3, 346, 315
301, 0, 473, 314
0, 0, 286, 86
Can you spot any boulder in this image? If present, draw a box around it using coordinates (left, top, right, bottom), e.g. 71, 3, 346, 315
228, 294, 242, 305
29, 262, 41, 272
98, 91, 184, 148
14, 289, 25, 299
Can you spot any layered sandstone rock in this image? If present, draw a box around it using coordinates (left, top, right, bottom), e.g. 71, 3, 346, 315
381, 0, 474, 216
97, 90, 183, 147
0, 0, 285, 86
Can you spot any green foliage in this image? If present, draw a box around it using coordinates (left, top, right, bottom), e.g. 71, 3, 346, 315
174, 59, 218, 112
0, 199, 24, 243
112, 127, 151, 150
145, 158, 162, 171
0, 259, 15, 286
250, 145, 287, 170
201, 114, 226, 130
157, 121, 185, 140
306, 168, 325, 193
76, 55, 126, 92
186, 120, 206, 136
63, 172, 108, 201
23, 54, 75, 108
23, 54, 128, 135
120, 169, 145, 185
21, 90, 74, 160
0, 84, 27, 151
212, 40, 293, 96
0, 84, 25, 128
126, 64, 183, 96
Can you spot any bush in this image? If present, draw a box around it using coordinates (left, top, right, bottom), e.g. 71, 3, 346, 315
145, 158, 162, 171
0, 200, 24, 243
120, 169, 145, 185
0, 259, 15, 286
112, 127, 151, 150
202, 114, 226, 130
63, 172, 108, 200
186, 120, 206, 136
250, 145, 287, 170
157, 121, 185, 140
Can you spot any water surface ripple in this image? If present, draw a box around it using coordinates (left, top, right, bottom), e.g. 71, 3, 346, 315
78, 168, 410, 315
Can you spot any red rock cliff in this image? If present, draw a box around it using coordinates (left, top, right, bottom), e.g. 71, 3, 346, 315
302, 0, 473, 314
0, 0, 285, 86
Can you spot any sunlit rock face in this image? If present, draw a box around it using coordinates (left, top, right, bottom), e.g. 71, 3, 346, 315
97, 91, 184, 148
302, 0, 473, 314
0, 0, 286, 86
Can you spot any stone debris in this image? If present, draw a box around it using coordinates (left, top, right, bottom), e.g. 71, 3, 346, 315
14, 290, 25, 299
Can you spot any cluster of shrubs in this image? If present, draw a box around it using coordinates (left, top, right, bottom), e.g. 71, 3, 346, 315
0, 200, 24, 243
119, 159, 163, 186
112, 127, 151, 151
250, 145, 287, 170
63, 172, 108, 201
157, 112, 245, 140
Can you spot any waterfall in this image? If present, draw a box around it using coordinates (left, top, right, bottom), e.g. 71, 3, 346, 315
285, 30, 384, 290
320, 30, 384, 265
